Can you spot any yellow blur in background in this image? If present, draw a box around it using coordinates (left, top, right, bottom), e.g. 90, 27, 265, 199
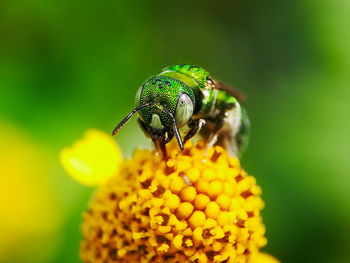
0, 123, 62, 262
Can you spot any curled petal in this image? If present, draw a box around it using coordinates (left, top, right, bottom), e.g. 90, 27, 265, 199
60, 129, 122, 186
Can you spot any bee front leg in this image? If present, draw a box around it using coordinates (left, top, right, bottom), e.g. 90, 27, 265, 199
153, 138, 168, 161
165, 130, 174, 144
183, 119, 206, 145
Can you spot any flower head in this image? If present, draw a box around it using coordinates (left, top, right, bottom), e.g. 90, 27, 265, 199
61, 130, 278, 263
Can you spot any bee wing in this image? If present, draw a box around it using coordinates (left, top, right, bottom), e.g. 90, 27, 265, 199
214, 80, 246, 103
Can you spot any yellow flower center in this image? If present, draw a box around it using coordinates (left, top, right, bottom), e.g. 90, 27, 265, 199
77, 138, 277, 263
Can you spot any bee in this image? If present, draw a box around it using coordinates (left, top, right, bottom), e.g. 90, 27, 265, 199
112, 64, 249, 159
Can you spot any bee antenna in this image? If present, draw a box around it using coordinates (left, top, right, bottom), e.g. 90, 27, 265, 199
162, 106, 184, 151
112, 103, 152, 135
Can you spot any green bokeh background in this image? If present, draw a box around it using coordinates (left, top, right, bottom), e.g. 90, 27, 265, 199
1, 0, 349, 262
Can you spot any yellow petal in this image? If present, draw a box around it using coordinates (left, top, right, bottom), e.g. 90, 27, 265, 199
60, 129, 122, 186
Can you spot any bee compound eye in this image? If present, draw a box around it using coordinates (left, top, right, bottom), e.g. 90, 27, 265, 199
175, 93, 193, 126
135, 85, 144, 105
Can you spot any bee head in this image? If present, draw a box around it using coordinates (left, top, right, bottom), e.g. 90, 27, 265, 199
136, 76, 195, 130
113, 75, 195, 151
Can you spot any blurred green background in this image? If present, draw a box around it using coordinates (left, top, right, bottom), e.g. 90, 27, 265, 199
1, 0, 349, 262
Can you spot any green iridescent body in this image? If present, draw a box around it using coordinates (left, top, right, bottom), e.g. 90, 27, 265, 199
113, 64, 249, 158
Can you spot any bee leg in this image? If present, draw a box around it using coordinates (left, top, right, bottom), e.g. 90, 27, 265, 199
204, 133, 219, 156
165, 130, 174, 144
159, 140, 168, 161
154, 138, 168, 161
203, 116, 225, 156
183, 119, 206, 145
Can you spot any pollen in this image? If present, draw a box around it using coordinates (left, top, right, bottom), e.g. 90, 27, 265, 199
75, 138, 278, 263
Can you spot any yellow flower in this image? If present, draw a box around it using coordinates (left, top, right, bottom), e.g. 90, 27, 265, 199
61, 130, 279, 263
60, 129, 122, 186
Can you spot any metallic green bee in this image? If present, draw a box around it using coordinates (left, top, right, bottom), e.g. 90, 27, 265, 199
112, 64, 249, 159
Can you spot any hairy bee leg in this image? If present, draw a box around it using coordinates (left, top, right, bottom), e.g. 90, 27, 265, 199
216, 103, 243, 157
183, 119, 206, 145
236, 107, 250, 156
202, 113, 226, 156
204, 133, 219, 157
